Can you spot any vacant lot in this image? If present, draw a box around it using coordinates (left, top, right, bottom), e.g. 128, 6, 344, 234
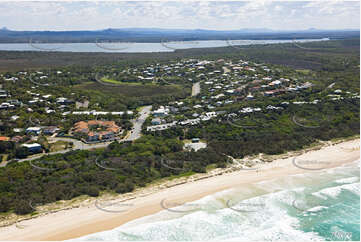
75, 81, 184, 98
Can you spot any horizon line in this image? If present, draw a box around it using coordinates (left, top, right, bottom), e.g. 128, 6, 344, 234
1, 27, 360, 32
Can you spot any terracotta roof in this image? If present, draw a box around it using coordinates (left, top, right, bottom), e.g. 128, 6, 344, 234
87, 120, 99, 126
73, 120, 121, 138
74, 121, 88, 129
0, 136, 10, 141
88, 132, 98, 137
107, 127, 119, 133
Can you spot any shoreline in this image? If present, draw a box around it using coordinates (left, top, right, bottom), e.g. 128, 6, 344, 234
0, 138, 359, 241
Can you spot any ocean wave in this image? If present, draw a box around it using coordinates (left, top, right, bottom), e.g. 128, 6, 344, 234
335, 177, 359, 184
73, 160, 359, 241
312, 182, 360, 199
77, 197, 324, 241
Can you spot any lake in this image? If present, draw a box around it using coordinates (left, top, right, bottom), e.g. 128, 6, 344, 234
0, 38, 329, 53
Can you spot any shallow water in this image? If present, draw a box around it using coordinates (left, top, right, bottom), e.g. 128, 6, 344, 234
74, 160, 359, 241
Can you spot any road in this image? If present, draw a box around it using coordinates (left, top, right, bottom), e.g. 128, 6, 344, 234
1, 105, 152, 166
222, 66, 231, 73
3, 138, 117, 166
192, 82, 200, 96
125, 105, 152, 141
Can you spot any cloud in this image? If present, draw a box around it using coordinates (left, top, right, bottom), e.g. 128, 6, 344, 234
0, 1, 359, 31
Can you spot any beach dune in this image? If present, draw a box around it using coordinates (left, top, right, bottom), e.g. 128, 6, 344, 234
0, 139, 359, 241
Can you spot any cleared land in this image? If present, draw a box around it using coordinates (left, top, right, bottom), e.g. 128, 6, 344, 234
74, 81, 185, 98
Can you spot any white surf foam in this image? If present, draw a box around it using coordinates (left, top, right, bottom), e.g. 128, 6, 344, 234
72, 159, 359, 241
313, 182, 360, 199
335, 177, 359, 184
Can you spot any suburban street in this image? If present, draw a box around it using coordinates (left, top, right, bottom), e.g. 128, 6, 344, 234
192, 82, 200, 96
4, 139, 116, 165
1, 105, 152, 166
125, 105, 152, 141
222, 66, 231, 73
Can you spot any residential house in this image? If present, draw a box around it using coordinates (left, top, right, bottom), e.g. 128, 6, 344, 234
246, 94, 254, 100
151, 118, 162, 125
0, 136, 10, 141
42, 126, 60, 135
11, 136, 23, 143
192, 138, 200, 143
153, 106, 169, 117
26, 127, 42, 135
146, 121, 177, 132
87, 132, 100, 142
0, 90, 8, 98
22, 143, 42, 153
0, 102, 15, 109
99, 131, 115, 140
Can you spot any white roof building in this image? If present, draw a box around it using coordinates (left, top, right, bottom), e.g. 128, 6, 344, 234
21, 143, 41, 148
26, 127, 42, 133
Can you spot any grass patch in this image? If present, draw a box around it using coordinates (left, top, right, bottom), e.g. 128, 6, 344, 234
101, 77, 144, 85
206, 164, 217, 172
75, 82, 185, 98
49, 141, 70, 152
167, 171, 196, 180
296, 69, 311, 74
0, 154, 8, 162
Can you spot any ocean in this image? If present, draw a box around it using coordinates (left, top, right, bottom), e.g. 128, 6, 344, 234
74, 160, 360, 241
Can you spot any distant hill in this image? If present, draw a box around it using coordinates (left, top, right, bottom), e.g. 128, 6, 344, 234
0, 27, 359, 43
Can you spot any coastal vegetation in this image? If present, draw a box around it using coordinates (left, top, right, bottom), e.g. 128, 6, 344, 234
0, 38, 359, 215
0, 135, 227, 214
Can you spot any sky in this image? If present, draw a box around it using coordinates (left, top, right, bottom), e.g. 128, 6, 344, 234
0, 1, 359, 31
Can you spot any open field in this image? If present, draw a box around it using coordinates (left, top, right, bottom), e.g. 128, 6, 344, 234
74, 81, 185, 98
100, 77, 143, 85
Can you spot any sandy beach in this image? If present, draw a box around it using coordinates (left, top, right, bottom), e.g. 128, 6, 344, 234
0, 138, 359, 241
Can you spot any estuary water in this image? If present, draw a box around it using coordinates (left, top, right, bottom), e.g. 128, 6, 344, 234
74, 159, 360, 241
0, 38, 329, 53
